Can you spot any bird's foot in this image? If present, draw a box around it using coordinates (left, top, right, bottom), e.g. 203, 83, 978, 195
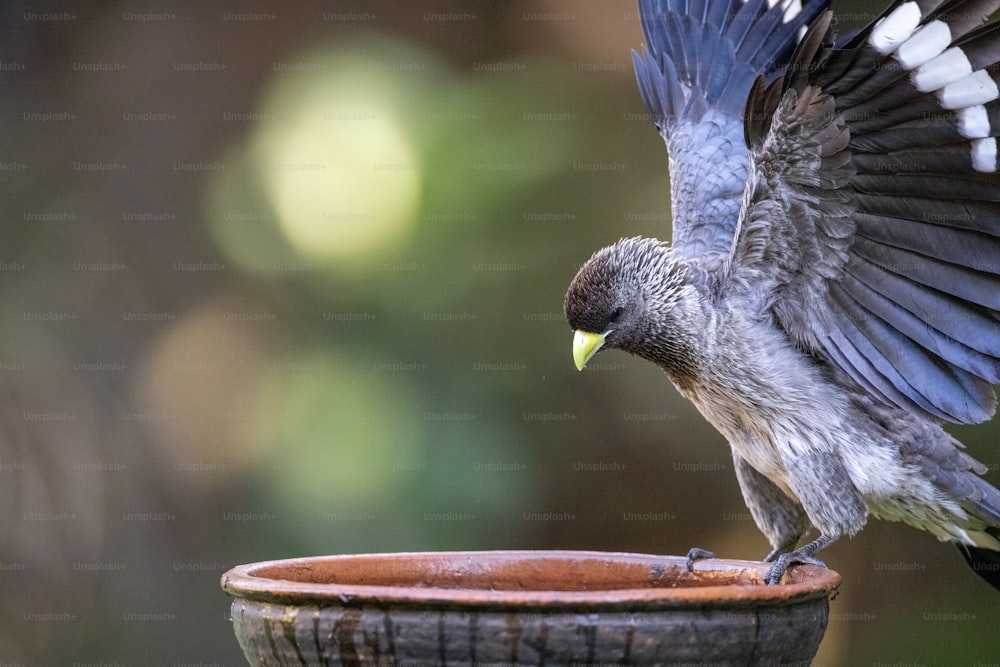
763, 535, 835, 585
685, 547, 715, 571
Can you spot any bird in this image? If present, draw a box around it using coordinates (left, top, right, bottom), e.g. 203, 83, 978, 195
564, 0, 1000, 589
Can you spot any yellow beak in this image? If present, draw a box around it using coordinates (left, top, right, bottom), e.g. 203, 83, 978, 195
573, 329, 608, 371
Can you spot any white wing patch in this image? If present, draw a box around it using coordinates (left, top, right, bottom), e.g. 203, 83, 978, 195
972, 137, 998, 173
938, 70, 1000, 110
877, 10, 1000, 173
894, 20, 952, 69
868, 2, 922, 54
912, 46, 975, 92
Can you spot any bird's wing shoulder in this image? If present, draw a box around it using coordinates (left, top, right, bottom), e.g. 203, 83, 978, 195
633, 0, 829, 261
729, 1, 1000, 424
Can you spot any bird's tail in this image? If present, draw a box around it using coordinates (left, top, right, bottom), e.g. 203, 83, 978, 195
632, 0, 829, 127
958, 529, 1000, 591
955, 466, 1000, 591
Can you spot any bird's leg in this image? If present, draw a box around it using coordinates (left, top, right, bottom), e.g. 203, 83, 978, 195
764, 534, 835, 585
763, 533, 807, 563
685, 547, 716, 571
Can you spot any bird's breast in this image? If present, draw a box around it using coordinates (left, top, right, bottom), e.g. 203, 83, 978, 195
665, 311, 838, 501
677, 377, 800, 500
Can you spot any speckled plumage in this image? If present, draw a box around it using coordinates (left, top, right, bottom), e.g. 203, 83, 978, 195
565, 0, 1000, 588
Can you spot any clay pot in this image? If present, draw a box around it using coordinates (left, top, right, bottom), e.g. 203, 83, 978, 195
221, 550, 840, 666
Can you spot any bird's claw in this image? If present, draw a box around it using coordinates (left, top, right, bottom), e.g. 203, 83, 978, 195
764, 554, 827, 585
764, 559, 787, 585
685, 547, 715, 571
763, 535, 834, 584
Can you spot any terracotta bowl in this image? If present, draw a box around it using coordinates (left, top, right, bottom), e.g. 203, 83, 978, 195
221, 550, 840, 666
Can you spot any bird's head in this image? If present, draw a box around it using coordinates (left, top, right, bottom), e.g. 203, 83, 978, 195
563, 236, 699, 372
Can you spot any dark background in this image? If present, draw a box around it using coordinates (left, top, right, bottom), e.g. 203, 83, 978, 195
1, 1, 997, 664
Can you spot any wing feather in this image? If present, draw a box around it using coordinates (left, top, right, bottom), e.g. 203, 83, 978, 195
633, 0, 829, 260
844, 255, 1000, 371
851, 233, 1000, 310
855, 211, 1000, 283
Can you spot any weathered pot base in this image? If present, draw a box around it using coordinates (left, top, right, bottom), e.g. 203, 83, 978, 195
221, 550, 840, 666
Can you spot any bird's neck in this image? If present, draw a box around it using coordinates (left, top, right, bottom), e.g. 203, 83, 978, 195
634, 279, 716, 386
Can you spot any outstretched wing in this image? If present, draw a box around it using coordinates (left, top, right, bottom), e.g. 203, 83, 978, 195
633, 0, 829, 261
730, 0, 1000, 424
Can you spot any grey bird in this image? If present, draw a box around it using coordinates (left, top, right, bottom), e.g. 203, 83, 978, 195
564, 0, 1000, 588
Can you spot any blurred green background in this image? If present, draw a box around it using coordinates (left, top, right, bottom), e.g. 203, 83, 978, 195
1, 1, 997, 664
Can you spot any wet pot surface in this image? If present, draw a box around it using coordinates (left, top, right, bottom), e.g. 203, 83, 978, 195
221, 550, 840, 666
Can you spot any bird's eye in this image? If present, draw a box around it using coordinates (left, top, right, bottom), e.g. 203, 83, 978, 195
609, 306, 624, 324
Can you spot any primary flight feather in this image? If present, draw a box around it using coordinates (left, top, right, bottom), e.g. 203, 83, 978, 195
564, 0, 1000, 587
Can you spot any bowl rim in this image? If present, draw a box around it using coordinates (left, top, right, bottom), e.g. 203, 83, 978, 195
220, 549, 840, 611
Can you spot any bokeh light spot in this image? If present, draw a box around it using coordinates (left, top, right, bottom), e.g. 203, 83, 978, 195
253, 44, 426, 264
